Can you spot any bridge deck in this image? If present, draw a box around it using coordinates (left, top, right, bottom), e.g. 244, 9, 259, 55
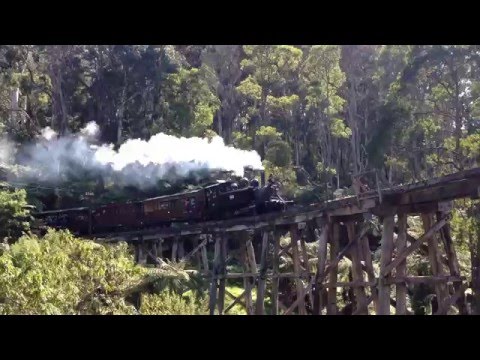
94, 167, 480, 241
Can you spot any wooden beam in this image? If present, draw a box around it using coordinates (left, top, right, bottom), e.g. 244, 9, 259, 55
171, 237, 178, 262
437, 212, 469, 315
373, 201, 453, 217
346, 222, 368, 314
361, 234, 378, 311
241, 238, 254, 315
224, 290, 247, 314
395, 178, 480, 205
178, 238, 185, 259
271, 230, 280, 315
323, 281, 377, 288
217, 235, 227, 315
381, 214, 450, 277
300, 235, 311, 275
157, 239, 163, 260
150, 241, 158, 264
255, 231, 269, 315
216, 272, 313, 279
246, 239, 258, 275
278, 242, 293, 258
184, 237, 208, 262
435, 282, 469, 315
327, 223, 339, 315
421, 213, 449, 314
378, 215, 394, 315
201, 240, 209, 273
284, 277, 316, 315
387, 276, 465, 285
395, 214, 408, 315
290, 225, 306, 315
299, 231, 313, 310
208, 239, 220, 315
313, 222, 329, 315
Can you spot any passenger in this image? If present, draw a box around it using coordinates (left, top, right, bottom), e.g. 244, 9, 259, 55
231, 182, 238, 190
250, 178, 259, 189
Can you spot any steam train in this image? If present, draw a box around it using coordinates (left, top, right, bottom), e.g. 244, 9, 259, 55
34, 172, 293, 236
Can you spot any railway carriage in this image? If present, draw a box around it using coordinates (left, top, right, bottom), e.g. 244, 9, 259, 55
92, 201, 142, 233
33, 176, 293, 236
142, 188, 206, 227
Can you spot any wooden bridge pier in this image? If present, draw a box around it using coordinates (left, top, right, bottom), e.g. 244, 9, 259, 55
99, 167, 480, 315
123, 206, 469, 315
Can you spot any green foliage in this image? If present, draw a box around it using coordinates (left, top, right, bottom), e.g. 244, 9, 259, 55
0, 187, 31, 242
237, 75, 262, 101
0, 229, 146, 314
263, 160, 297, 198
302, 45, 345, 114
163, 67, 220, 137
232, 131, 253, 150
315, 162, 337, 182
140, 290, 207, 315
265, 140, 292, 167
330, 118, 352, 139
2, 45, 480, 314
255, 125, 282, 149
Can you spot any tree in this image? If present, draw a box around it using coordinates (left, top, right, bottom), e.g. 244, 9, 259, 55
0, 229, 205, 315
0, 187, 31, 242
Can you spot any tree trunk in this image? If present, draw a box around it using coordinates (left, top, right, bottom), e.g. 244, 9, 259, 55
472, 234, 480, 315
48, 46, 68, 135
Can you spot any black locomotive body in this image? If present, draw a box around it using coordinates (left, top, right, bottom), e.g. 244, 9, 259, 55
35, 179, 292, 236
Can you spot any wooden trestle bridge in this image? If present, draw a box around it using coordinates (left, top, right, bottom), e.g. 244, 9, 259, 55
94, 167, 480, 315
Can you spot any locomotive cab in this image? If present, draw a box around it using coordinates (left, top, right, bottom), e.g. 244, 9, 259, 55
205, 180, 256, 219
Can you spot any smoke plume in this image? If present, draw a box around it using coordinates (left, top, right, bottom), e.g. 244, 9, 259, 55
15, 122, 263, 189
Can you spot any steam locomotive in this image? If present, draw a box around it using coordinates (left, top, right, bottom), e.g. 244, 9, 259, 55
34, 170, 293, 236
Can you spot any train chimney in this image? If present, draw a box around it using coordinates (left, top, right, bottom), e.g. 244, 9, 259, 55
243, 165, 253, 180
260, 171, 265, 187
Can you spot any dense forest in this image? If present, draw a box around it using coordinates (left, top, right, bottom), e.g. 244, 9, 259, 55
0, 45, 479, 315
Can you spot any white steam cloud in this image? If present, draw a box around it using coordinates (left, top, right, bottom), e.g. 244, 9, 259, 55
17, 122, 263, 189
0, 138, 12, 164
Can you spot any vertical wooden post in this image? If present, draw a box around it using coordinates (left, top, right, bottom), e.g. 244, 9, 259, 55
361, 234, 377, 310
208, 238, 221, 315
217, 234, 227, 315
246, 239, 258, 274
346, 222, 368, 314
192, 236, 201, 271
241, 235, 254, 315
396, 214, 408, 315
290, 224, 306, 315
314, 221, 329, 315
327, 222, 339, 315
378, 215, 395, 315
421, 213, 449, 313
255, 231, 269, 315
178, 238, 185, 260
158, 239, 163, 260
136, 236, 147, 265
171, 237, 178, 262
437, 212, 468, 315
299, 230, 312, 310
246, 236, 258, 315
201, 240, 209, 274
271, 230, 280, 315
300, 234, 310, 274
150, 241, 158, 265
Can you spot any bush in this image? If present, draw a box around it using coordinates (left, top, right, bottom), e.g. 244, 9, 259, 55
140, 291, 208, 315
0, 187, 31, 242
0, 229, 145, 315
